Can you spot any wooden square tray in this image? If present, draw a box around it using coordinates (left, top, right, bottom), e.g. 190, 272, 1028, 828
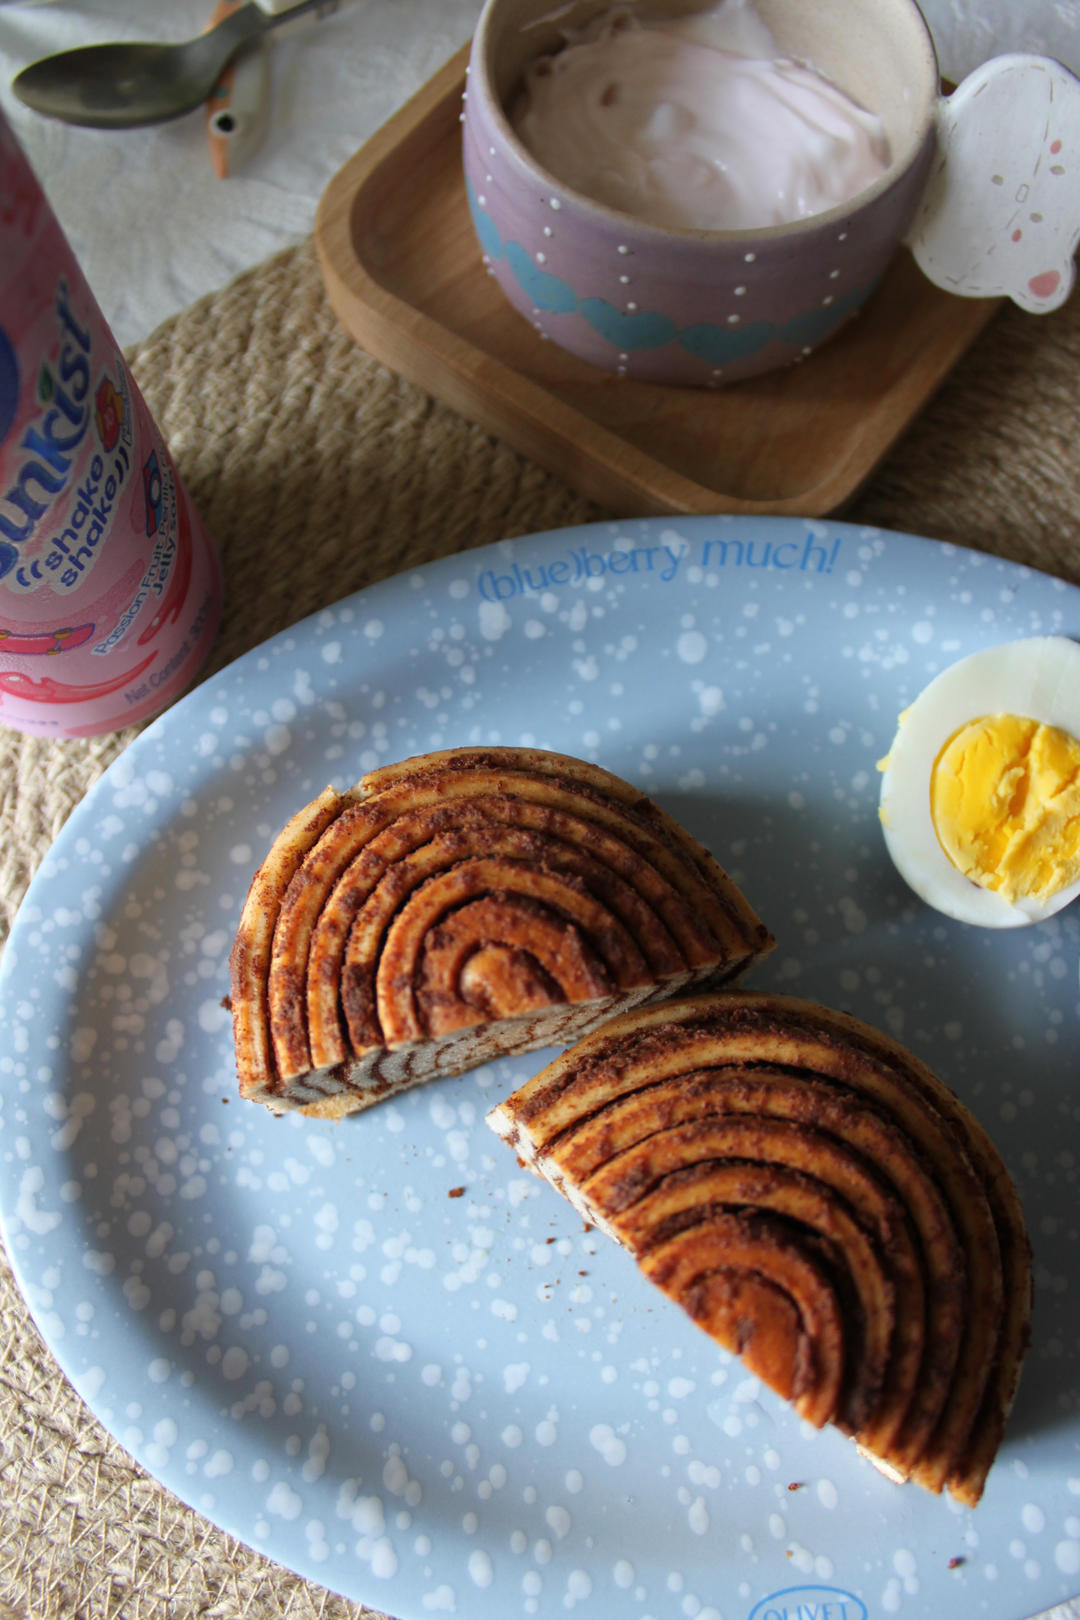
315, 43, 1000, 517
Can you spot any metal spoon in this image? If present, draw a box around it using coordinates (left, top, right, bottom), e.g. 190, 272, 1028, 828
11, 0, 343, 129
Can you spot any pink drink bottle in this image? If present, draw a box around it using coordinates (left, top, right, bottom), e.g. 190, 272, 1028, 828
0, 109, 223, 738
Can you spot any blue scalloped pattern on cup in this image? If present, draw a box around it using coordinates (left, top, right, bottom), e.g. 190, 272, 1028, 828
780, 282, 873, 347
504, 242, 579, 314
578, 298, 678, 351
467, 191, 505, 263
466, 186, 873, 363
678, 319, 777, 365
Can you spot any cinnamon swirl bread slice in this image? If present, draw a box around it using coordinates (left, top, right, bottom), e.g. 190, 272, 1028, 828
488, 990, 1032, 1507
230, 749, 773, 1119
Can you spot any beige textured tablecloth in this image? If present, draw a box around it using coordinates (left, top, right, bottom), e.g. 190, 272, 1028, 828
1, 234, 1079, 1619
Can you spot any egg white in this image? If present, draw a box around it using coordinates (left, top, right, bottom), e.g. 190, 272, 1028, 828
878, 635, 1080, 928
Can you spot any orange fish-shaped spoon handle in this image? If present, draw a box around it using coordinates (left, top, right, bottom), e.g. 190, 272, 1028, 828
205, 0, 270, 177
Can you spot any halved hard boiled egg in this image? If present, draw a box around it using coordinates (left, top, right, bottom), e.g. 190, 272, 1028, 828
878, 635, 1080, 927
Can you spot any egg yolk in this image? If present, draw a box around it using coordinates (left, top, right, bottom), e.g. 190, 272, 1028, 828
930, 712, 1080, 904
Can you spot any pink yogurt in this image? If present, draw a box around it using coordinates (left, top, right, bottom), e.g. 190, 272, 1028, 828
0, 109, 222, 738
511, 3, 891, 232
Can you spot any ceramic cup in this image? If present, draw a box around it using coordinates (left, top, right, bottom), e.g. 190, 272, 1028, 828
462, 0, 1080, 386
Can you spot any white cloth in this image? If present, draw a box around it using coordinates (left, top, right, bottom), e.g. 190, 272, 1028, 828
0, 0, 484, 345
0, 0, 1076, 345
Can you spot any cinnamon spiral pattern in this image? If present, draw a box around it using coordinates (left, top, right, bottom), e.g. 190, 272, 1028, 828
230, 749, 774, 1118
488, 991, 1032, 1506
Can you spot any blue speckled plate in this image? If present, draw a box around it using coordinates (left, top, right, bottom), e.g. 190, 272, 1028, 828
1, 517, 1078, 1620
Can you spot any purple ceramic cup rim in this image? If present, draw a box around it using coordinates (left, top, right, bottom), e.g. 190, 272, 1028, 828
469, 0, 942, 244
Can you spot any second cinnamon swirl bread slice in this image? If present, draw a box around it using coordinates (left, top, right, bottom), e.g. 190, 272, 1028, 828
488, 990, 1032, 1507
230, 748, 773, 1118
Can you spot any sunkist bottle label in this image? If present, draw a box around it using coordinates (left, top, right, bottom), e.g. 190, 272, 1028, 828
0, 109, 223, 738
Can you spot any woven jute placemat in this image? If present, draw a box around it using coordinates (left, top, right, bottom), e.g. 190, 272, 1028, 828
2, 234, 1080, 1620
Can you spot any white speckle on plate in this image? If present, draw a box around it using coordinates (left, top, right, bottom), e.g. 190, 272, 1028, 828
589, 1424, 627, 1466
15, 1167, 61, 1235
70, 1027, 98, 1064
468, 1550, 493, 1588
76, 1366, 106, 1400
478, 602, 511, 641
503, 1362, 529, 1394
423, 1586, 456, 1611
1055, 1540, 1080, 1575
197, 999, 230, 1034
688, 1498, 709, 1535
305, 1520, 330, 1562
369, 1538, 398, 1578
677, 630, 707, 665
267, 1481, 303, 1520
546, 1506, 571, 1540
564, 1569, 592, 1606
